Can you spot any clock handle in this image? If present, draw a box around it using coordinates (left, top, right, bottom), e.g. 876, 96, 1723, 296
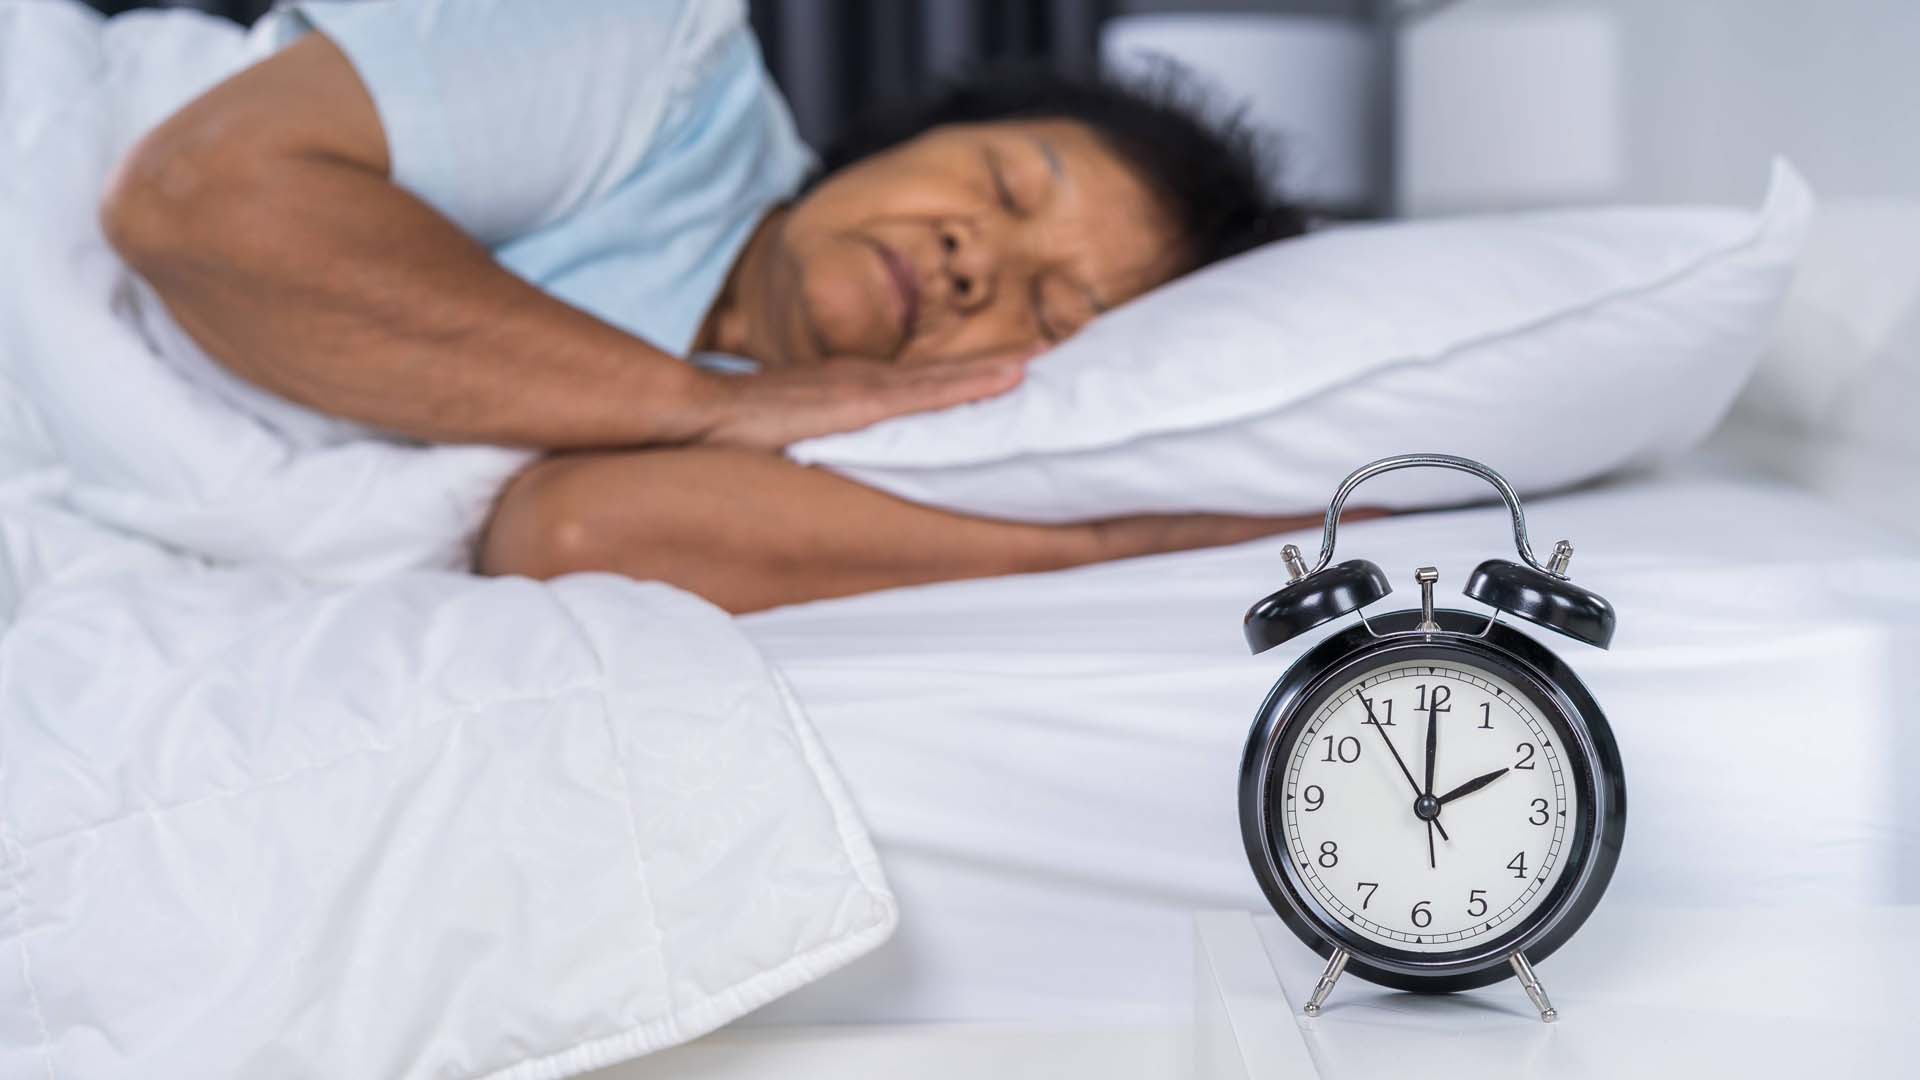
1302, 453, 1561, 579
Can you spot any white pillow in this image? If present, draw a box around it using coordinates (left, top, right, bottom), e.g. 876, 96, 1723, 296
789, 160, 1812, 520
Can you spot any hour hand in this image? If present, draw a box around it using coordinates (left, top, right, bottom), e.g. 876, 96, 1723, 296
1438, 766, 1511, 805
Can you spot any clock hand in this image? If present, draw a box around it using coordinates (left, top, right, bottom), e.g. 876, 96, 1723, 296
1427, 820, 1437, 870
1359, 694, 1421, 797
1423, 696, 1439, 797
1359, 694, 1449, 842
1438, 766, 1511, 806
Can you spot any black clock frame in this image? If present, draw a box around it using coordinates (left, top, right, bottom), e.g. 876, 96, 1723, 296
1240, 607, 1626, 993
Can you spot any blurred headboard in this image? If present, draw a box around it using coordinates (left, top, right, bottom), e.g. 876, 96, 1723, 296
1400, 0, 1920, 538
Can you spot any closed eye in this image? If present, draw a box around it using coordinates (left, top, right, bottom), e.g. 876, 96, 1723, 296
985, 148, 1021, 214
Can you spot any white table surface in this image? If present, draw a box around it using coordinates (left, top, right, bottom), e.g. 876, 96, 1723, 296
1198, 905, 1919, 1079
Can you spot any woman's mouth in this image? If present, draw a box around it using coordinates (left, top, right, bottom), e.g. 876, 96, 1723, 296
867, 238, 921, 350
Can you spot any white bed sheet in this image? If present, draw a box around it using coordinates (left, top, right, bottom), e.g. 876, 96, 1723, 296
739, 465, 1920, 1025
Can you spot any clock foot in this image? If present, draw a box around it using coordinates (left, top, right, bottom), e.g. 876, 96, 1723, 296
1509, 951, 1557, 1022
1302, 946, 1350, 1017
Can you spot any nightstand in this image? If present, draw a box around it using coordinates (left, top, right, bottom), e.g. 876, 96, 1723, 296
1194, 905, 1917, 1079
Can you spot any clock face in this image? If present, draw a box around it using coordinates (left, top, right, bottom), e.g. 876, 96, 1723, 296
1272, 656, 1580, 955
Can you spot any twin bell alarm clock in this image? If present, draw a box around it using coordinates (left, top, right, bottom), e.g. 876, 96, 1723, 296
1238, 453, 1625, 1022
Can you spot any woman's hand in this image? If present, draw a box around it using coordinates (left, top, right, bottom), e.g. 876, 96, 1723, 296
690, 350, 1032, 450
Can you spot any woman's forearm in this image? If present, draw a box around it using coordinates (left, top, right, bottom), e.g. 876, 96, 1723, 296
100, 36, 716, 449
477, 447, 1314, 613
109, 156, 713, 447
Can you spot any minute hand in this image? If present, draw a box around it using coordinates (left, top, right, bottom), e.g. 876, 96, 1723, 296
1424, 702, 1438, 796
1357, 695, 1449, 842
1438, 766, 1511, 805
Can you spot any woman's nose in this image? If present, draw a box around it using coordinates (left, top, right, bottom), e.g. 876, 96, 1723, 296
939, 220, 996, 313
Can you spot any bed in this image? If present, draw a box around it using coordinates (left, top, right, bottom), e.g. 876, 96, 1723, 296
729, 460, 1920, 1031
7, 6, 1917, 1077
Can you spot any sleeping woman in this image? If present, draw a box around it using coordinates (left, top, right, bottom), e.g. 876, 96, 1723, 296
103, 0, 1315, 612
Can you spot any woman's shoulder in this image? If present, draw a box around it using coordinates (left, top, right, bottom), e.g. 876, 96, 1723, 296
662, 0, 762, 98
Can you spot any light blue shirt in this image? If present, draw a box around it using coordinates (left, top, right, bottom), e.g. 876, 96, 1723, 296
265, 0, 815, 359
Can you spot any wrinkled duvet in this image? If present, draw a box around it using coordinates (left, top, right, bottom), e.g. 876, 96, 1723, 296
0, 5, 895, 1078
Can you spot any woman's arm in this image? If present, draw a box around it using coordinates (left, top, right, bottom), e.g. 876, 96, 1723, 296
100, 36, 1019, 449
477, 447, 1317, 613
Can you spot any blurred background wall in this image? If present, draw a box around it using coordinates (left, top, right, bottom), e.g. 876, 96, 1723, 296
747, 0, 1372, 152
71, 0, 1919, 209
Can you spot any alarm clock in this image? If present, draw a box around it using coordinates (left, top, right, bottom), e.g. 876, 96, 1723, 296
1238, 453, 1625, 1023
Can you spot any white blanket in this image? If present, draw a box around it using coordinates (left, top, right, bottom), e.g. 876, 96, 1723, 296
0, 5, 895, 1078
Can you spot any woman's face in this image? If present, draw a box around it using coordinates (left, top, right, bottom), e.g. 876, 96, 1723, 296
756, 119, 1183, 367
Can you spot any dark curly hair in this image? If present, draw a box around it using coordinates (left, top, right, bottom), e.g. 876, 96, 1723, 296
819, 64, 1308, 277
